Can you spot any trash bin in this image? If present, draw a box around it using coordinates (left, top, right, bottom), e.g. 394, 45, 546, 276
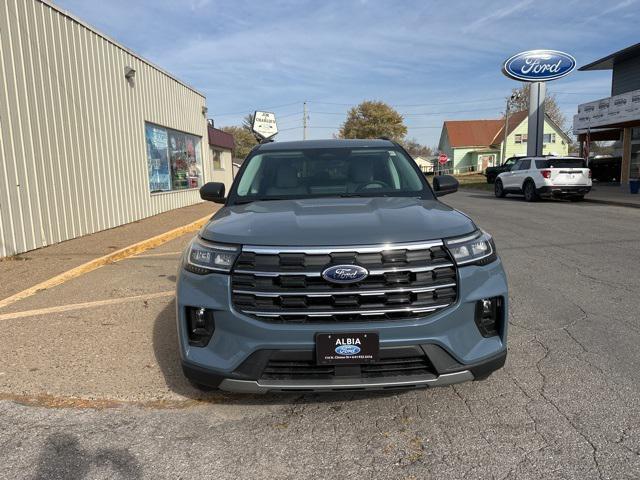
630, 179, 640, 194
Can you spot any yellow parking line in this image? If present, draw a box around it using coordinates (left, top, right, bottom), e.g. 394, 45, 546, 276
133, 251, 182, 258
0, 214, 210, 310
0, 291, 174, 321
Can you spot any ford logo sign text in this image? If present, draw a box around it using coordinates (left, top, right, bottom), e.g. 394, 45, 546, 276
502, 50, 576, 82
335, 344, 361, 356
322, 264, 368, 284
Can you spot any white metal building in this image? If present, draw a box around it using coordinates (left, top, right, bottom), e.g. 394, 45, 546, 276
0, 0, 232, 257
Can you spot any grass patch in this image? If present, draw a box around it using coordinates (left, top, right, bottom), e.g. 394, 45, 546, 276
454, 173, 493, 191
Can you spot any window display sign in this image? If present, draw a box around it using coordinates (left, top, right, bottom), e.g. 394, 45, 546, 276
145, 122, 202, 193
146, 124, 170, 192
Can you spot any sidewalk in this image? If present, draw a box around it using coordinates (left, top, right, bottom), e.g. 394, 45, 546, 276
0, 202, 219, 300
585, 183, 640, 208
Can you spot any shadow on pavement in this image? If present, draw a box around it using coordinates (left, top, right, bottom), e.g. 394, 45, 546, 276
34, 432, 142, 479
152, 300, 402, 406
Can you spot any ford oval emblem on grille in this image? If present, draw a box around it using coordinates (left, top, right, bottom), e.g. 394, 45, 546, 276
335, 344, 361, 356
322, 264, 368, 284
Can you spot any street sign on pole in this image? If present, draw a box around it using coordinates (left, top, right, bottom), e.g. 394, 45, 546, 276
251, 111, 278, 141
438, 153, 448, 165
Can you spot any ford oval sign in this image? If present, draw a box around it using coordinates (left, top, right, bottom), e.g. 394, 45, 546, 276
335, 344, 361, 356
502, 50, 576, 82
322, 264, 368, 284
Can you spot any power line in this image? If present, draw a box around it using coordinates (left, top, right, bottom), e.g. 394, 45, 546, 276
309, 106, 506, 117
211, 101, 302, 117
309, 97, 506, 107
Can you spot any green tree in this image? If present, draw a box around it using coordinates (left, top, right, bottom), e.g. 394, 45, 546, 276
401, 138, 433, 158
221, 125, 258, 160
507, 83, 566, 129
242, 113, 254, 132
338, 101, 407, 141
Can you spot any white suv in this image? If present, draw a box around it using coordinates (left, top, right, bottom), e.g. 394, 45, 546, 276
495, 157, 592, 202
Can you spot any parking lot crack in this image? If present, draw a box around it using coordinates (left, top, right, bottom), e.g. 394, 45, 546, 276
533, 337, 604, 480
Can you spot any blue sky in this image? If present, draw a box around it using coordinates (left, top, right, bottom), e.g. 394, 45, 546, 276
57, 0, 639, 147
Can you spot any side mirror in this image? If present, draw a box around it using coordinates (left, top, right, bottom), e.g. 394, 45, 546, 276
200, 182, 226, 203
432, 175, 458, 197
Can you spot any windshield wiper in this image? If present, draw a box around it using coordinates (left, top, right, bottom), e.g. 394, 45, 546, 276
234, 197, 293, 205
338, 193, 390, 198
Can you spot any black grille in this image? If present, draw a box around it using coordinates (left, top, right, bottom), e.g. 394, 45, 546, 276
260, 347, 435, 380
231, 241, 458, 323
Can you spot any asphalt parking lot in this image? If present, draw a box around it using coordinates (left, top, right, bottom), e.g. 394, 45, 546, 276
1, 189, 639, 479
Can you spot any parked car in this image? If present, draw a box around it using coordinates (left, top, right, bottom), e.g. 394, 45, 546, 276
484, 156, 522, 183
176, 139, 508, 393
589, 156, 622, 182
494, 157, 592, 202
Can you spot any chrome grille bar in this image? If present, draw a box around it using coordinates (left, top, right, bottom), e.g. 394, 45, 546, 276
234, 262, 454, 278
233, 282, 456, 297
242, 240, 443, 255
243, 304, 452, 318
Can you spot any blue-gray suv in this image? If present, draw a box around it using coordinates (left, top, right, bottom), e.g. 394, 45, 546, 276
176, 139, 508, 393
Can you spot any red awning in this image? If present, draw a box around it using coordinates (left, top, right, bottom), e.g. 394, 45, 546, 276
208, 125, 235, 150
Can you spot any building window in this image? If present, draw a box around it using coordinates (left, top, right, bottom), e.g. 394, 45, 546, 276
632, 127, 640, 141
145, 122, 202, 193
212, 149, 224, 170
543, 133, 556, 144
514, 134, 528, 144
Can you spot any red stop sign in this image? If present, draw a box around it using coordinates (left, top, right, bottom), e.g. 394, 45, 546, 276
438, 153, 448, 165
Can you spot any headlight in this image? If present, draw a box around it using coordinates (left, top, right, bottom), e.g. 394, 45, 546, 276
184, 237, 240, 274
445, 230, 497, 266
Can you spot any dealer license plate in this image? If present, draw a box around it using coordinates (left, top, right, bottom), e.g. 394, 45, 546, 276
315, 332, 379, 365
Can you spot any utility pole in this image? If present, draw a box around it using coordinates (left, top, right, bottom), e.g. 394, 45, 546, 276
502, 92, 520, 165
501, 102, 510, 166
303, 101, 308, 140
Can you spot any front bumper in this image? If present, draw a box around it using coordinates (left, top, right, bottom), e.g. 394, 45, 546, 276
176, 258, 509, 393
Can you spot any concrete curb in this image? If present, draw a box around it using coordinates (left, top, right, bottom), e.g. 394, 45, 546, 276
583, 198, 640, 209
0, 214, 211, 310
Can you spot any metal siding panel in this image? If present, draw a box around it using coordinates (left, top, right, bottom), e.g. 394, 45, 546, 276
70, 20, 97, 233
61, 15, 86, 237
612, 56, 640, 96
0, 4, 20, 256
17, 0, 52, 246
77, 24, 103, 232
4, 0, 38, 252
53, 12, 80, 238
97, 37, 118, 229
41, 5, 70, 243
31, 0, 63, 243
91, 33, 113, 230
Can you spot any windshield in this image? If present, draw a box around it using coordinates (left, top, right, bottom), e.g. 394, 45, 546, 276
535, 158, 586, 169
232, 147, 432, 203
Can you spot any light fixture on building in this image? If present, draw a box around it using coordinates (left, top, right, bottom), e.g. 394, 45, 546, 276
124, 66, 136, 86
202, 106, 208, 116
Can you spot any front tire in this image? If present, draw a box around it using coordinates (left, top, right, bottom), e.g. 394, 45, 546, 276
495, 179, 506, 198
523, 181, 538, 202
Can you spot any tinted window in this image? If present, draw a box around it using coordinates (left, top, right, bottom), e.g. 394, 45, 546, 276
536, 158, 585, 169
519, 160, 531, 170
233, 148, 432, 202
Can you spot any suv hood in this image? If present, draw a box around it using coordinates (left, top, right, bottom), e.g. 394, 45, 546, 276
200, 197, 476, 246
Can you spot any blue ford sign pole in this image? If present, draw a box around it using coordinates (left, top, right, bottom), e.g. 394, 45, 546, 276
502, 50, 576, 156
